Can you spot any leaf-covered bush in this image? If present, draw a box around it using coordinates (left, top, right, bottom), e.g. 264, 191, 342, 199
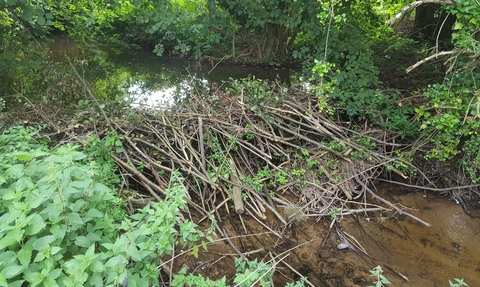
0, 126, 207, 287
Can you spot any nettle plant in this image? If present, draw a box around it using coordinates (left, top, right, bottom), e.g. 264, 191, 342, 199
0, 126, 208, 287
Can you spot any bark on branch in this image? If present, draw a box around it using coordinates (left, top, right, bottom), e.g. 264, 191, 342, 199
406, 50, 455, 73
386, 0, 455, 26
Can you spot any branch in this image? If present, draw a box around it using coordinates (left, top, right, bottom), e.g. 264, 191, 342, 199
386, 0, 455, 26
406, 50, 455, 73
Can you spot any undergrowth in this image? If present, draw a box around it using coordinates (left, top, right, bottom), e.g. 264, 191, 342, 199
0, 126, 208, 286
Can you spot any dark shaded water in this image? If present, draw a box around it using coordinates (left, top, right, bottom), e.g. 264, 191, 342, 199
47, 36, 298, 109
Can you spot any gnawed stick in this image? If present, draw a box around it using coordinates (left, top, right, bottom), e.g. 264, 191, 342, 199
353, 173, 431, 227
230, 159, 245, 214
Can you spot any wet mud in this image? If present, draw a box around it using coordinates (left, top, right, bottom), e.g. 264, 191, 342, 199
173, 188, 480, 286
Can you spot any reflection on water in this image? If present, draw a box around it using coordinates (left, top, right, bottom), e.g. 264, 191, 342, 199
45, 36, 299, 109
446, 211, 467, 242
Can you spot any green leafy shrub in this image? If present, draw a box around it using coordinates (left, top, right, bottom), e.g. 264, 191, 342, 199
0, 126, 208, 287
416, 72, 480, 181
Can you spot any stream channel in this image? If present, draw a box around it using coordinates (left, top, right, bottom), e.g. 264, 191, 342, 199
45, 37, 480, 287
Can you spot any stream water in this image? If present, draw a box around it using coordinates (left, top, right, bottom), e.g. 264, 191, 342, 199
44, 37, 480, 286
47, 36, 297, 109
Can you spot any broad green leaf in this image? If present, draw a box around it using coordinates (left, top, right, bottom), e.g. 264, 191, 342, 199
67, 212, 84, 225
25, 214, 46, 236
20, 7, 32, 21
86, 232, 102, 242
42, 277, 57, 287
70, 199, 85, 212
13, 153, 32, 161
5, 279, 24, 287
62, 186, 80, 197
86, 208, 103, 218
201, 240, 208, 251
191, 245, 199, 258
30, 186, 54, 208
17, 246, 33, 266
0, 273, 7, 287
48, 269, 62, 280
45, 155, 68, 163
88, 273, 103, 287
6, 0, 18, 6
105, 255, 125, 268
5, 164, 24, 179
0, 232, 18, 250
33, 251, 46, 263
1, 265, 25, 279
71, 152, 86, 161
16, 176, 34, 191
128, 245, 141, 261
24, 271, 43, 285
75, 236, 91, 248
37, 16, 46, 26
32, 235, 55, 250
51, 246, 62, 255
85, 244, 95, 257
0, 251, 16, 266
2, 191, 19, 201
89, 260, 105, 273
92, 182, 111, 193
70, 180, 90, 189
50, 224, 66, 241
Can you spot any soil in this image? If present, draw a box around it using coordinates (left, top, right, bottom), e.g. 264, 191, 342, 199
171, 185, 480, 287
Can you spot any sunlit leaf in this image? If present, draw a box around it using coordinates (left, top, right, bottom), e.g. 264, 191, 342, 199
32, 235, 55, 250
1, 265, 25, 279
17, 246, 33, 266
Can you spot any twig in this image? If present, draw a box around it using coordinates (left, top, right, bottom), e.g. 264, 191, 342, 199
406, 50, 456, 73
354, 174, 431, 226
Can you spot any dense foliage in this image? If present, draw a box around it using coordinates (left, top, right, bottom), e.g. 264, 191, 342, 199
0, 126, 210, 286
0, 0, 479, 284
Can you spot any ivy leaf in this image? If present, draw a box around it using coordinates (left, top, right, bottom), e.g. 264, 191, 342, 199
1, 265, 25, 279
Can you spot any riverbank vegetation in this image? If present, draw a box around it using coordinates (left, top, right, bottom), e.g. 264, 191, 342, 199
1, 0, 479, 286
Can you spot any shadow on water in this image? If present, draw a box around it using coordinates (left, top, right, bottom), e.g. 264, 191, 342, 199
47, 36, 298, 109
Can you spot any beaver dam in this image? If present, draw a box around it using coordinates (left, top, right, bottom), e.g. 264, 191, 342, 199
4, 49, 480, 286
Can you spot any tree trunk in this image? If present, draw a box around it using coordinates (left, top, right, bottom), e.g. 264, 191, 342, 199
412, 3, 456, 47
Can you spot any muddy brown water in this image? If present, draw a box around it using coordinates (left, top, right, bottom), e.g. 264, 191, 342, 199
175, 187, 480, 287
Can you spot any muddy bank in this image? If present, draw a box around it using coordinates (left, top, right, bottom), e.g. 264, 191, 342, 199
172, 187, 480, 287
